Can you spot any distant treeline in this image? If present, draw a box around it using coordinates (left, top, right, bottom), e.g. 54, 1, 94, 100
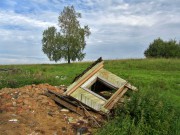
144, 38, 180, 58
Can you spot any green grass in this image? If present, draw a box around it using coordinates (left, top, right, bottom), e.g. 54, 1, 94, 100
0, 62, 90, 89
0, 58, 180, 134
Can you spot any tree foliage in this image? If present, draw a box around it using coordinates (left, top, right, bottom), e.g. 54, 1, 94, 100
144, 38, 180, 58
42, 6, 90, 63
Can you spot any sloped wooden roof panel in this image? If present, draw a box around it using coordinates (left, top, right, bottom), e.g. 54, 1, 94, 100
71, 87, 106, 111
97, 68, 127, 88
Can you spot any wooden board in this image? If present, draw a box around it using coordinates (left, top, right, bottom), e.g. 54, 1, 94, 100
103, 83, 127, 108
106, 88, 128, 110
66, 62, 104, 95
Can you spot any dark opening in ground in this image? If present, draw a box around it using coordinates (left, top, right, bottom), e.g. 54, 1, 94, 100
90, 79, 117, 99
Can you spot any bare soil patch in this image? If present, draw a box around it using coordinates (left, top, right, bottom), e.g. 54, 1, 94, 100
0, 84, 101, 135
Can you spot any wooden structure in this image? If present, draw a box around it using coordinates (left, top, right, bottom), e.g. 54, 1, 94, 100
64, 57, 137, 113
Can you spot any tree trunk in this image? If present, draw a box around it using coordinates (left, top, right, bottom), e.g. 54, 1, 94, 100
67, 47, 71, 64
68, 57, 70, 64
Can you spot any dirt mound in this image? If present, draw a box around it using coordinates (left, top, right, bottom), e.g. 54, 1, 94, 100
0, 84, 98, 135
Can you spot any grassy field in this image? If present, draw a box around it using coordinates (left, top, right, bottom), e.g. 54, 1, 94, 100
0, 58, 180, 134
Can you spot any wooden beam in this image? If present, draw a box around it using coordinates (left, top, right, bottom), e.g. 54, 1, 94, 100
97, 76, 119, 90
106, 88, 128, 110
46, 90, 87, 116
125, 83, 138, 91
103, 83, 127, 108
66, 63, 104, 95
81, 87, 107, 101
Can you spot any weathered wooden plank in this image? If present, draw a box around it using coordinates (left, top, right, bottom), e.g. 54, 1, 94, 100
106, 88, 128, 110
81, 87, 107, 101
125, 83, 137, 91
97, 68, 127, 88
97, 76, 119, 90
66, 63, 104, 95
103, 83, 127, 108
70, 87, 106, 111
81, 75, 98, 88
45, 91, 87, 116
72, 57, 103, 83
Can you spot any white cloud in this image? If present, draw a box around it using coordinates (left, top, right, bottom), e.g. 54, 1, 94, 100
111, 3, 129, 10
0, 0, 180, 64
0, 11, 56, 29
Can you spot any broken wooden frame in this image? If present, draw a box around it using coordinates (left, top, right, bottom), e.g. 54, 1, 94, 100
46, 57, 137, 117
46, 89, 102, 127
64, 57, 137, 113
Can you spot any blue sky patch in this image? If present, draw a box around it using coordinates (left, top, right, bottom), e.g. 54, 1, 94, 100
0, 0, 180, 64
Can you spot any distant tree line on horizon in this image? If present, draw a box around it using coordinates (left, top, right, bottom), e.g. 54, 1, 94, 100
144, 38, 180, 58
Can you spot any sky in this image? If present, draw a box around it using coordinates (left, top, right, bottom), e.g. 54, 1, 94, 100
0, 0, 180, 64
